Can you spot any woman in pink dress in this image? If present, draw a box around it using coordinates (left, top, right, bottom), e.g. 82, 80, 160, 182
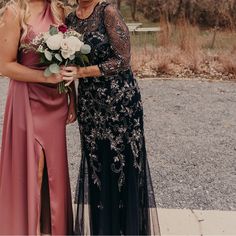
0, 0, 75, 234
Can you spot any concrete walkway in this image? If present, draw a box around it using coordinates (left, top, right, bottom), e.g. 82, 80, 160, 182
158, 208, 236, 235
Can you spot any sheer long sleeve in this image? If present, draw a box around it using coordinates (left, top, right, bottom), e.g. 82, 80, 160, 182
98, 5, 131, 76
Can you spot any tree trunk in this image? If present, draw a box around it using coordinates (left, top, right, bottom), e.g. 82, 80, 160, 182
231, 0, 236, 28
117, 0, 121, 10
130, 0, 138, 21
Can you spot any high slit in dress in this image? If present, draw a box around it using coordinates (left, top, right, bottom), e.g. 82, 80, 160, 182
0, 2, 73, 235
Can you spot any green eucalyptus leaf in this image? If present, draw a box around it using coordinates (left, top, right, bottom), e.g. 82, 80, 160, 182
80, 44, 91, 54
49, 63, 60, 74
55, 53, 63, 62
69, 54, 75, 60
44, 50, 52, 61
44, 67, 52, 77
49, 26, 58, 35
40, 57, 47, 64
81, 54, 89, 65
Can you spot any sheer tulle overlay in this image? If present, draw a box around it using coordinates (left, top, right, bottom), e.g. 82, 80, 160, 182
0, 2, 73, 235
66, 2, 160, 235
75, 149, 160, 235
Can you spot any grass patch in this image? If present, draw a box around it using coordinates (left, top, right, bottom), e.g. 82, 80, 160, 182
119, 3, 236, 80
130, 20, 236, 80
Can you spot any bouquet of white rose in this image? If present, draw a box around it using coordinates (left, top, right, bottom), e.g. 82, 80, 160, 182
26, 24, 91, 94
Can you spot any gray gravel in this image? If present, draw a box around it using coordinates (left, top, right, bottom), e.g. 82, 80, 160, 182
1, 78, 236, 211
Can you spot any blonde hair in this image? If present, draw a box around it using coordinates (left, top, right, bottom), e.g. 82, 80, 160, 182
0, 0, 71, 42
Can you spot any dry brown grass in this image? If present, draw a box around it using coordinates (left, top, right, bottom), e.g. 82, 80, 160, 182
131, 19, 236, 80
159, 15, 172, 47
218, 51, 236, 75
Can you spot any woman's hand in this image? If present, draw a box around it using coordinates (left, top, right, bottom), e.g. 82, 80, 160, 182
45, 73, 63, 84
61, 65, 102, 86
61, 66, 79, 86
66, 101, 77, 125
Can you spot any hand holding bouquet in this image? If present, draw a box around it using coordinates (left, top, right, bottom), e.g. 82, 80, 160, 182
29, 24, 91, 93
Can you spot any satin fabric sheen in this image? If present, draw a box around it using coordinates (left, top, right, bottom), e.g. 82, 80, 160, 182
0, 2, 73, 235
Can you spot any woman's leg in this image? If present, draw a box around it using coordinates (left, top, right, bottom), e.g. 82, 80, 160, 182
37, 147, 52, 235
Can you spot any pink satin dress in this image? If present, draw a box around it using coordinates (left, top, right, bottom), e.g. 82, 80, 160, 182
0, 2, 73, 235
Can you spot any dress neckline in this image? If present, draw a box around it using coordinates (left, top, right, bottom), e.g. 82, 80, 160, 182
75, 0, 105, 20
28, 1, 50, 25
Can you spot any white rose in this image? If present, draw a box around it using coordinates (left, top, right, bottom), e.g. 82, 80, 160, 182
61, 36, 83, 51
60, 36, 84, 59
61, 49, 75, 59
46, 33, 63, 51
68, 36, 84, 51
60, 40, 70, 51
60, 40, 75, 59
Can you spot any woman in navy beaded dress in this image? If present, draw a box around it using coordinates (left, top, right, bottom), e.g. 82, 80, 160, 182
62, 0, 160, 234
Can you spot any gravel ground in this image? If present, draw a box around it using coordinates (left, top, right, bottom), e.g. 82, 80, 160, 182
0, 78, 236, 211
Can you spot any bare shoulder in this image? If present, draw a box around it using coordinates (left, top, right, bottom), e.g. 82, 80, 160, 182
0, 2, 21, 27
0, 2, 21, 63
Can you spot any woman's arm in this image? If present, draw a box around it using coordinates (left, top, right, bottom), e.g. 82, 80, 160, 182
0, 6, 61, 84
62, 65, 101, 82
61, 4, 131, 81
97, 4, 131, 76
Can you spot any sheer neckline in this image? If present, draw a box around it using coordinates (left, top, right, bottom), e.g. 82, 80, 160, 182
75, 1, 104, 20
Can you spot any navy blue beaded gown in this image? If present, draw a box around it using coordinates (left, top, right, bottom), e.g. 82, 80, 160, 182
66, 1, 160, 235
